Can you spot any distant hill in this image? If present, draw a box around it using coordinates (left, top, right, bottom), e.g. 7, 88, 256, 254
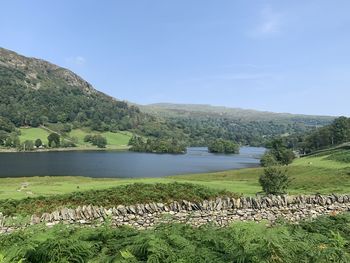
138, 103, 335, 146
140, 103, 334, 126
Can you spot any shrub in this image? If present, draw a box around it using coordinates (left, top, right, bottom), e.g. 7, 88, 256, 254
259, 165, 290, 194
34, 139, 42, 148
84, 134, 107, 148
47, 133, 60, 148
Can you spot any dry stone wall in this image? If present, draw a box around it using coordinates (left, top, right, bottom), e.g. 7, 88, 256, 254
1, 194, 350, 233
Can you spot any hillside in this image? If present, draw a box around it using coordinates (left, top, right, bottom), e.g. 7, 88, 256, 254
0, 48, 188, 149
140, 103, 334, 125
139, 103, 335, 146
0, 47, 148, 130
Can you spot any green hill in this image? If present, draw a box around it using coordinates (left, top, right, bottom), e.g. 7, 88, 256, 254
140, 103, 334, 124
0, 48, 185, 150
0, 47, 154, 130
138, 103, 335, 146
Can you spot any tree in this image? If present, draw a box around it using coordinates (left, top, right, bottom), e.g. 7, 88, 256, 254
259, 165, 290, 195
260, 152, 278, 167
278, 149, 295, 165
35, 139, 43, 148
21, 140, 34, 151
48, 133, 60, 147
0, 131, 8, 145
91, 135, 107, 148
84, 134, 93, 142
265, 138, 295, 166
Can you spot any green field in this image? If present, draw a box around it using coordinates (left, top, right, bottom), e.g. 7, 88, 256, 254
19, 127, 51, 145
69, 128, 132, 149
0, 149, 349, 200
17, 127, 132, 150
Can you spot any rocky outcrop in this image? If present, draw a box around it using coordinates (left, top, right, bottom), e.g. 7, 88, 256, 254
1, 194, 350, 233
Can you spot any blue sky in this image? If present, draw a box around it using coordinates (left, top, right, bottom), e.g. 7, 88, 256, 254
1, 1, 349, 116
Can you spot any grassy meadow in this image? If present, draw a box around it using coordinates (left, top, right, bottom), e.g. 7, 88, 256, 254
19, 127, 51, 145
17, 127, 132, 150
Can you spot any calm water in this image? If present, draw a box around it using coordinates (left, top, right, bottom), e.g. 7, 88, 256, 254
0, 147, 265, 178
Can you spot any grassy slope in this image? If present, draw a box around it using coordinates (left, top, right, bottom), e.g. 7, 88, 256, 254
19, 127, 51, 145
0, 149, 349, 200
18, 127, 132, 150
173, 153, 350, 195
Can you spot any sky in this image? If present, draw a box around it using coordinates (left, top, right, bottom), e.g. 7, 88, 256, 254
1, 1, 349, 116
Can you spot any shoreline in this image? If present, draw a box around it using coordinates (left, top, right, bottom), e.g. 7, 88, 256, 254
0, 146, 130, 153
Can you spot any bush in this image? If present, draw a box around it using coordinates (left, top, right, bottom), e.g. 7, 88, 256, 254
84, 134, 107, 148
61, 140, 76, 148
47, 133, 60, 148
34, 139, 42, 148
91, 134, 107, 148
259, 165, 290, 194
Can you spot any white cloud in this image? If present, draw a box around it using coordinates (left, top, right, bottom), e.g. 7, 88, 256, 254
249, 7, 283, 37
65, 56, 86, 66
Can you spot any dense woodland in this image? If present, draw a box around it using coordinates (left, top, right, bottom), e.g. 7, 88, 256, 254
145, 114, 329, 147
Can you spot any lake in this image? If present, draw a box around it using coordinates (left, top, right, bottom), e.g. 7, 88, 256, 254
0, 147, 265, 178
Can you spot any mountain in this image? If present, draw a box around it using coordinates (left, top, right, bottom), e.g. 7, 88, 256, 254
0, 47, 170, 135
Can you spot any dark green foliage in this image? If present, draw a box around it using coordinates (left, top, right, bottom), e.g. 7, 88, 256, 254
259, 165, 290, 194
208, 138, 239, 153
129, 136, 186, 154
84, 134, 107, 148
1, 213, 350, 262
262, 139, 295, 166
0, 116, 16, 132
47, 133, 60, 147
0, 133, 20, 148
34, 139, 42, 148
0, 183, 236, 216
60, 140, 76, 148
